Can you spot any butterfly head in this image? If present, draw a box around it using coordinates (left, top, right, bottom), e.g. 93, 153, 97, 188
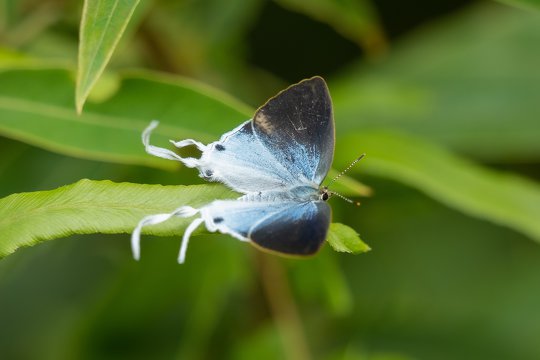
319, 186, 331, 201
319, 185, 360, 206
320, 154, 366, 206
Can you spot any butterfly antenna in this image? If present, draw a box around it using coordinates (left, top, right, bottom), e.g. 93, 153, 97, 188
330, 190, 361, 206
324, 153, 365, 206
327, 153, 366, 186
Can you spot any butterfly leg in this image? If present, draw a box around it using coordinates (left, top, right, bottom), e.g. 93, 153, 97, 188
131, 205, 200, 261
142, 121, 208, 168
178, 217, 205, 264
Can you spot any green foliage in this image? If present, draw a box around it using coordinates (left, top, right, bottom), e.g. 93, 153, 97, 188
275, 0, 386, 53
76, 0, 140, 113
1, 1, 540, 359
0, 180, 235, 257
0, 179, 362, 259
338, 131, 540, 242
327, 223, 370, 254
332, 4, 540, 161
496, 0, 540, 11
0, 67, 251, 168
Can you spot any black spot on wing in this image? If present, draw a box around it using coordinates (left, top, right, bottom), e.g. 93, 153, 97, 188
215, 144, 225, 151
213, 217, 224, 224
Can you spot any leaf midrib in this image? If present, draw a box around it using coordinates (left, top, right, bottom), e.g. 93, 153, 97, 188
80, 0, 120, 93
0, 200, 187, 229
0, 95, 209, 140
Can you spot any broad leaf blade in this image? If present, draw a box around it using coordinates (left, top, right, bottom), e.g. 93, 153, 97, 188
76, 0, 140, 113
0, 67, 367, 195
0, 180, 362, 258
2, 68, 540, 246
0, 67, 250, 169
332, 4, 540, 161
495, 0, 540, 11
0, 180, 235, 258
338, 131, 540, 242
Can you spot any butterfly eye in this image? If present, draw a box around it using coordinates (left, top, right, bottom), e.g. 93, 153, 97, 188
320, 187, 330, 201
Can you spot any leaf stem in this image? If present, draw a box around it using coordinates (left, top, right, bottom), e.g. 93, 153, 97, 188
257, 253, 311, 360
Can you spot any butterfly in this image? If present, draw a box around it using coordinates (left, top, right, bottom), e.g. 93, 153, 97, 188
132, 76, 354, 263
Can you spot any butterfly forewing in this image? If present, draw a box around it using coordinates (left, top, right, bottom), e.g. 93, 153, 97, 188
252, 76, 334, 185
198, 121, 299, 193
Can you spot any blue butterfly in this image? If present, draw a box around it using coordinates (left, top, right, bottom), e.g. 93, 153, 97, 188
132, 76, 345, 263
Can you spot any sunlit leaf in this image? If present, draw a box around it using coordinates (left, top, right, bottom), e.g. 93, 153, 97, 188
338, 131, 540, 243
0, 67, 368, 196
76, 0, 140, 113
2, 68, 539, 248
0, 180, 235, 258
0, 179, 361, 259
327, 223, 370, 254
495, 0, 540, 11
0, 67, 250, 170
332, 4, 540, 161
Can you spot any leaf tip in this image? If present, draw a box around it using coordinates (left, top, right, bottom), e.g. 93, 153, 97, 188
327, 223, 370, 254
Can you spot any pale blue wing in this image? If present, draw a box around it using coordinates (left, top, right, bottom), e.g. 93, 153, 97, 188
195, 120, 306, 193
201, 198, 331, 255
143, 77, 334, 194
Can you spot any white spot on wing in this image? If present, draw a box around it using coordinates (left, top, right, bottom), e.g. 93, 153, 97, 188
254, 112, 274, 134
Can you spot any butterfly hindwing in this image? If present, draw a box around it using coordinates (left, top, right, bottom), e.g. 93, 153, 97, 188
249, 201, 331, 255
201, 199, 293, 240
201, 198, 331, 256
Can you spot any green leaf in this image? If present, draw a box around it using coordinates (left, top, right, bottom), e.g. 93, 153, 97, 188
0, 67, 251, 169
326, 223, 370, 254
338, 131, 540, 243
0, 179, 360, 259
275, 0, 386, 55
0, 66, 368, 196
332, 4, 540, 161
0, 180, 236, 258
495, 0, 540, 11
76, 0, 140, 113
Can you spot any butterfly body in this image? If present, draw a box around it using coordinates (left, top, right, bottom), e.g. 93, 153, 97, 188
132, 76, 335, 262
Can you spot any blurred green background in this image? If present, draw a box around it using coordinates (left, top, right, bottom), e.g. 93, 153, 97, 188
1, 0, 540, 359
